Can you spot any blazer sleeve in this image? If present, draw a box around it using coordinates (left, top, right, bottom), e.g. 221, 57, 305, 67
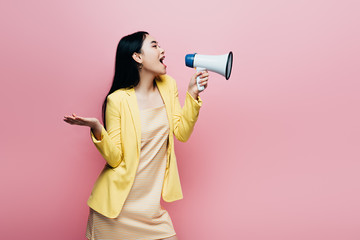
89, 94, 123, 168
172, 77, 203, 142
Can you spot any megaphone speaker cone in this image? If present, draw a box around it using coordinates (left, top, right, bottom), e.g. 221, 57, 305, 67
225, 51, 233, 80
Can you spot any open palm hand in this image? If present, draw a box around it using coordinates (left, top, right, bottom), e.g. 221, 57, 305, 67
63, 113, 99, 129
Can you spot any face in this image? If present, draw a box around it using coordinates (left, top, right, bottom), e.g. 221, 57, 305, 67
133, 34, 166, 76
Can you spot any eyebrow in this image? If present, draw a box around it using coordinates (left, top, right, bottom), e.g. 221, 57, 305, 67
150, 41, 158, 44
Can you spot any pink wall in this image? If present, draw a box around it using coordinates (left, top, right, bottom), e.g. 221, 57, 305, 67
1, 0, 359, 239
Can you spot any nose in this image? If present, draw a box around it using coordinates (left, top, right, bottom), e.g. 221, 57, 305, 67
160, 47, 165, 55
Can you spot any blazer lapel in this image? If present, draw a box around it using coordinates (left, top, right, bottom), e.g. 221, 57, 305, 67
156, 76, 173, 131
125, 88, 141, 153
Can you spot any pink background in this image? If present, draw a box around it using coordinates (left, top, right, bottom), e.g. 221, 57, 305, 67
1, 0, 359, 239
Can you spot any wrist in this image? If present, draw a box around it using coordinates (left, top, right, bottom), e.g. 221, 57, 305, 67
187, 89, 199, 100
90, 119, 101, 130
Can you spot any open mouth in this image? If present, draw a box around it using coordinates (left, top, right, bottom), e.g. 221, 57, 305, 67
159, 56, 166, 67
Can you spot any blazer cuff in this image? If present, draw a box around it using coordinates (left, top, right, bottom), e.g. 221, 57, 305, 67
186, 91, 203, 107
90, 125, 106, 144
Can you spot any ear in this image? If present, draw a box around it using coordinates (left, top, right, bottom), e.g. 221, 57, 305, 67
132, 52, 142, 64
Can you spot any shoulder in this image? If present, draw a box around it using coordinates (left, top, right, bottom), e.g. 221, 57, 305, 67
107, 89, 129, 103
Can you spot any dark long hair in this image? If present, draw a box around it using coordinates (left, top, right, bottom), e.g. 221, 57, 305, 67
102, 31, 148, 129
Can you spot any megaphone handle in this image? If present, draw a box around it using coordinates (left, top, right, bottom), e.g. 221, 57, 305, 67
196, 67, 206, 92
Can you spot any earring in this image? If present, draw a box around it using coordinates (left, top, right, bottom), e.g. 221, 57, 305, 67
138, 63, 143, 69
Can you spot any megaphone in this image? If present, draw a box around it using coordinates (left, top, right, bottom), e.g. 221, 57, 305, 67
185, 52, 233, 91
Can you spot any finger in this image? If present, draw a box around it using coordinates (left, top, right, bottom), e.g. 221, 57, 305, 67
63, 116, 73, 121
201, 72, 209, 77
65, 116, 76, 121
201, 71, 209, 76
64, 117, 77, 122
201, 81, 208, 86
66, 115, 85, 122
199, 79, 207, 85
74, 115, 84, 121
65, 119, 86, 126
195, 71, 203, 77
64, 119, 75, 125
64, 117, 82, 124
199, 77, 209, 83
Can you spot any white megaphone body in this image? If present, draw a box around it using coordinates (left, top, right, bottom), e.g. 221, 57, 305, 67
185, 52, 233, 91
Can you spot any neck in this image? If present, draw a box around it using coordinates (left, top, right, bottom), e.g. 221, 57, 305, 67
135, 69, 157, 94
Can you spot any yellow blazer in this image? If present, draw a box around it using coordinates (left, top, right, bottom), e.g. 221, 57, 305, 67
87, 74, 202, 218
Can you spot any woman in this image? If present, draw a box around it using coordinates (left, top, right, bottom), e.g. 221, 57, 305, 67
64, 31, 209, 240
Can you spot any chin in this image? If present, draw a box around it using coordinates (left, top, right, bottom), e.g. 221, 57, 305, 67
159, 69, 167, 75
151, 67, 166, 76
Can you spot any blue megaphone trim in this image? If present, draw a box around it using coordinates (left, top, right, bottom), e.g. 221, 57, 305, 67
185, 53, 197, 68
